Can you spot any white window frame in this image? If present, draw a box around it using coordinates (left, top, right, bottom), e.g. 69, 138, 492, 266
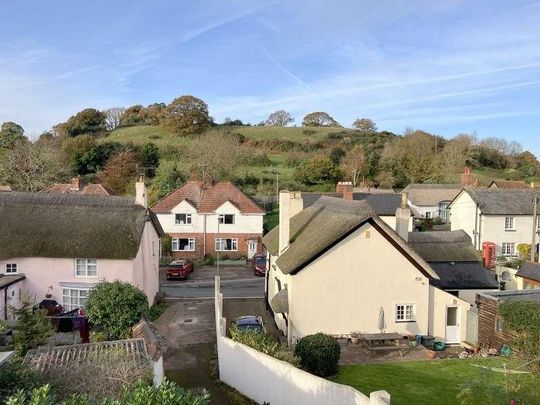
62, 288, 89, 311
175, 213, 192, 225
172, 238, 195, 251
218, 214, 235, 224
75, 259, 97, 277
425, 212, 432, 219
504, 217, 515, 231
396, 304, 415, 322
215, 238, 238, 251
5, 263, 17, 274
501, 242, 516, 256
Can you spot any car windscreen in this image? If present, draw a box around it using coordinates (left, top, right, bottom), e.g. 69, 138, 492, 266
255, 257, 266, 265
237, 324, 262, 332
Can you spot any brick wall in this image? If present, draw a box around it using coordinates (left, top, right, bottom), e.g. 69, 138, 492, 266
477, 294, 513, 349
169, 232, 263, 260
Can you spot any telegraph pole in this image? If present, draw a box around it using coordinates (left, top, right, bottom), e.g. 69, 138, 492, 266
532, 196, 539, 262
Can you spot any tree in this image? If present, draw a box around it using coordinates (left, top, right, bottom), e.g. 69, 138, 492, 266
0, 122, 27, 153
188, 131, 241, 182
329, 147, 346, 165
149, 164, 186, 203
138, 143, 160, 178
120, 105, 145, 127
294, 156, 342, 185
352, 118, 377, 132
99, 151, 139, 194
12, 300, 52, 356
340, 145, 369, 186
85, 281, 148, 340
265, 110, 294, 127
0, 141, 67, 191
56, 108, 107, 137
140, 103, 166, 125
302, 112, 340, 127
162, 95, 211, 136
104, 107, 125, 131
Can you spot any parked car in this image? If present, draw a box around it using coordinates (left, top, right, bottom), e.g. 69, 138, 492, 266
165, 259, 193, 280
252, 254, 267, 276
232, 315, 265, 333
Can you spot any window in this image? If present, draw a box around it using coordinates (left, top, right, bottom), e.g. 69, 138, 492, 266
75, 259, 97, 277
396, 304, 415, 322
504, 217, 515, 231
175, 213, 192, 225
62, 288, 89, 311
5, 263, 17, 274
496, 317, 505, 333
215, 238, 238, 251
172, 238, 195, 251
218, 214, 235, 224
425, 212, 432, 219
502, 242, 516, 256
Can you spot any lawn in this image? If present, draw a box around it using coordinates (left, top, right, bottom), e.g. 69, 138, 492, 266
331, 358, 534, 405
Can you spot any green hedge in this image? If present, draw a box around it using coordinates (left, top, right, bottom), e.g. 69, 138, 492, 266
294, 333, 340, 377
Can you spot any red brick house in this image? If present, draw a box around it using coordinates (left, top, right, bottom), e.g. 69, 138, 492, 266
151, 181, 265, 260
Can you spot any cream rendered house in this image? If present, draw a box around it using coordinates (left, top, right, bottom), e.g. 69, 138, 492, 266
449, 188, 540, 257
264, 192, 470, 345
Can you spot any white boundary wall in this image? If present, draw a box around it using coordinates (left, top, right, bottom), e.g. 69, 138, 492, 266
214, 276, 390, 405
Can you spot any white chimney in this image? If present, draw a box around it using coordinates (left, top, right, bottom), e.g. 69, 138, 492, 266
278, 191, 303, 254
395, 192, 410, 242
135, 175, 148, 208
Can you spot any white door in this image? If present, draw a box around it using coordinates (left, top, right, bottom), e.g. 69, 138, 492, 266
248, 240, 257, 260
445, 306, 460, 343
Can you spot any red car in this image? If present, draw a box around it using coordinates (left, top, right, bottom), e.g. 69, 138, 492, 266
165, 259, 193, 280
252, 254, 267, 276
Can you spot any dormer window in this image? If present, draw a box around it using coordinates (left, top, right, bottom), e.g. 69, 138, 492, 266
175, 213, 192, 225
218, 214, 235, 224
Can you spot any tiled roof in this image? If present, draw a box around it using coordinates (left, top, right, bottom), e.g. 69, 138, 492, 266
403, 183, 462, 206
151, 181, 264, 214
263, 196, 437, 278
41, 183, 111, 195
516, 262, 540, 282
464, 188, 540, 215
489, 180, 539, 189
429, 262, 498, 289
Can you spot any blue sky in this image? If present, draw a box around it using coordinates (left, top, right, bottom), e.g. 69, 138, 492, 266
1, 0, 539, 155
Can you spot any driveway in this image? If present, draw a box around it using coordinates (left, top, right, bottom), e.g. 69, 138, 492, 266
153, 300, 250, 404
160, 264, 257, 284
223, 298, 283, 341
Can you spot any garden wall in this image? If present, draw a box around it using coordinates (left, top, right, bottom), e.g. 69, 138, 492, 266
214, 276, 390, 405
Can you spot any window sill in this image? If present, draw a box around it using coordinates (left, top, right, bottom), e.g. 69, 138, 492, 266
504, 229, 516, 232
395, 320, 416, 323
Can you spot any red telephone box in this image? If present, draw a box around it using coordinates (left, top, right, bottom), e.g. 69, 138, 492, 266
482, 241, 496, 268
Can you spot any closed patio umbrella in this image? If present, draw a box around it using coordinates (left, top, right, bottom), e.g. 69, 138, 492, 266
378, 307, 386, 333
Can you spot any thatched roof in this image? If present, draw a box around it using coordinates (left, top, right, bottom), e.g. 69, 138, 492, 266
407, 230, 480, 262
270, 288, 288, 313
0, 192, 163, 261
301, 192, 405, 216
403, 183, 462, 206
263, 196, 437, 278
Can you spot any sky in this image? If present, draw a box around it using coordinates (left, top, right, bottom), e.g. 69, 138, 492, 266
1, 0, 539, 155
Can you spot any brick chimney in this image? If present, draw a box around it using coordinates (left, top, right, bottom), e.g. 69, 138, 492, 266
279, 191, 303, 254
336, 181, 354, 200
395, 192, 410, 242
135, 175, 148, 208
70, 176, 82, 191
461, 167, 477, 187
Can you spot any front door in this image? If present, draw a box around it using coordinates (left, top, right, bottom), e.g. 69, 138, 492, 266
248, 240, 257, 260
445, 306, 460, 343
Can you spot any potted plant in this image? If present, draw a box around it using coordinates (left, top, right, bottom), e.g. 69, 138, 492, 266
350, 331, 361, 345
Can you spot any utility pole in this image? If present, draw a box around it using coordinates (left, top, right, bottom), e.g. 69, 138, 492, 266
217, 216, 221, 278
275, 171, 279, 203
532, 196, 539, 262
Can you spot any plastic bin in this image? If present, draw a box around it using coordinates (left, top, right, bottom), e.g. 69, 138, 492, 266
421, 335, 435, 348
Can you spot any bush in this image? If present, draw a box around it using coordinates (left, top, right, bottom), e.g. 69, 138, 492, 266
0, 359, 51, 403
12, 300, 52, 356
195, 254, 216, 266
85, 281, 148, 340
294, 333, 340, 377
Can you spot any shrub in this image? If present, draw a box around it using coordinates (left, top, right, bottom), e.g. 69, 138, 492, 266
85, 281, 148, 340
0, 359, 51, 403
12, 300, 52, 356
302, 129, 317, 136
195, 254, 216, 266
294, 333, 340, 377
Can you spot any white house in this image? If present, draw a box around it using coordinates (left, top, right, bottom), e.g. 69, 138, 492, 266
263, 192, 471, 345
449, 188, 540, 257
0, 180, 163, 320
403, 184, 463, 222
151, 181, 265, 260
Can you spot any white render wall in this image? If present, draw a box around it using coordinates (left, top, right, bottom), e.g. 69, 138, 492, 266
215, 277, 390, 405
449, 192, 479, 247
379, 215, 413, 232
157, 200, 263, 235
429, 286, 470, 343
409, 202, 439, 219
